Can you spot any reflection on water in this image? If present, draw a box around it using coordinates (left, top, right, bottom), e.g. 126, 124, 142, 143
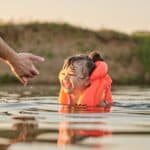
57, 105, 112, 149
0, 85, 150, 150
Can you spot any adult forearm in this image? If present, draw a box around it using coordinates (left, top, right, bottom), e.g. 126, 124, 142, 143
0, 37, 17, 62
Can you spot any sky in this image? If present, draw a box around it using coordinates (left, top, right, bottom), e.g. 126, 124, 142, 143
0, 0, 150, 33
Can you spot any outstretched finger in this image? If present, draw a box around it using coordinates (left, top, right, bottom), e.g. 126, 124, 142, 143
29, 54, 45, 63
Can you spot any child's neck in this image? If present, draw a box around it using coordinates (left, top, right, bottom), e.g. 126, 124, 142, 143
69, 91, 83, 105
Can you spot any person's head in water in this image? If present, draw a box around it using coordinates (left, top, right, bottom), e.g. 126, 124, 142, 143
59, 54, 95, 95
59, 51, 103, 95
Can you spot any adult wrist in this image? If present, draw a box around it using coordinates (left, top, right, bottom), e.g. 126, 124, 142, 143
6, 49, 18, 65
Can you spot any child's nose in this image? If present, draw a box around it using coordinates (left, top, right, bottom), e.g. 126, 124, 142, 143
64, 74, 69, 81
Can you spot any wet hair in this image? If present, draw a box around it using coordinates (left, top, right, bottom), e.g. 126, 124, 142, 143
62, 51, 103, 77
89, 51, 104, 62
63, 54, 95, 76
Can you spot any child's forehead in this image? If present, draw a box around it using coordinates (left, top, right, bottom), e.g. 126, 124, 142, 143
69, 60, 89, 76
73, 60, 87, 68
64, 59, 87, 69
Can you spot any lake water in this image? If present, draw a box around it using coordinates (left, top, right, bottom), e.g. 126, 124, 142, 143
0, 85, 150, 150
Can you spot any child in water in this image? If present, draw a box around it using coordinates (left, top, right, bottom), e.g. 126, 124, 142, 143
58, 51, 112, 107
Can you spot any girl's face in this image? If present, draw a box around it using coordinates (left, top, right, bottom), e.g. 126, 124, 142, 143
59, 61, 90, 95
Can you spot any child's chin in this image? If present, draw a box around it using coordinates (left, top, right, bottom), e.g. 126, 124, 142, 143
64, 88, 73, 94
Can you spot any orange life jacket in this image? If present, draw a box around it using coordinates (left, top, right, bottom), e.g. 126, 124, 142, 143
58, 61, 112, 106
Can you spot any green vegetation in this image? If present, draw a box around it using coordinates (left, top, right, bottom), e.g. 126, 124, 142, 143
0, 22, 150, 84
44, 51, 54, 59
132, 33, 150, 73
118, 75, 144, 85
0, 74, 19, 84
98, 29, 130, 41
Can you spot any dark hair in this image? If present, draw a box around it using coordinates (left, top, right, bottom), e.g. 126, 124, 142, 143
63, 54, 95, 76
62, 51, 103, 77
89, 51, 104, 62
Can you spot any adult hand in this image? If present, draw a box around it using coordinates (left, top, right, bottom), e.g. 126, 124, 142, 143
7, 52, 44, 85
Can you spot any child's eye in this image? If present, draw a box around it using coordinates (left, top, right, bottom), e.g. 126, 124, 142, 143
77, 76, 85, 80
68, 73, 76, 76
79, 76, 85, 79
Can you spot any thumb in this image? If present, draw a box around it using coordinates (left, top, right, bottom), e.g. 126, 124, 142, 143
21, 76, 28, 86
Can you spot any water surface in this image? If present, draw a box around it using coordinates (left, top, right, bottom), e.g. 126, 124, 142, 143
0, 85, 150, 150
